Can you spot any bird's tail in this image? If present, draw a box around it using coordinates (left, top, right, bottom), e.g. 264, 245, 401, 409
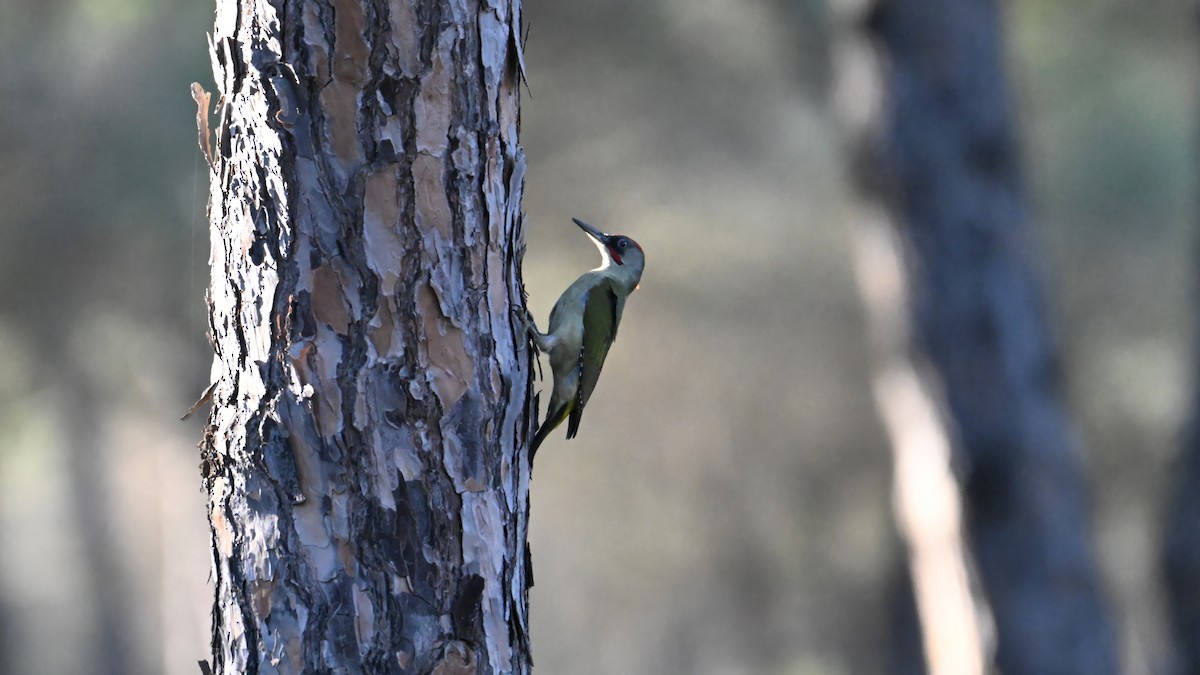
530, 402, 571, 463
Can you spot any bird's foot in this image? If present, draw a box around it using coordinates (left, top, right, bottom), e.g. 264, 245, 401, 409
512, 307, 545, 353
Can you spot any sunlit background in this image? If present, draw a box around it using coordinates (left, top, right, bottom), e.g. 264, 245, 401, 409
0, 0, 1194, 673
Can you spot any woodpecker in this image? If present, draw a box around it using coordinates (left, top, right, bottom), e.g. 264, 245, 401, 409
523, 218, 645, 460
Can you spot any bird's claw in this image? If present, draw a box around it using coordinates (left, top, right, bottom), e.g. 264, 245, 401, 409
513, 308, 548, 370
512, 307, 539, 336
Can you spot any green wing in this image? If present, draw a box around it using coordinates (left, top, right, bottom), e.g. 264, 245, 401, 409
566, 279, 620, 439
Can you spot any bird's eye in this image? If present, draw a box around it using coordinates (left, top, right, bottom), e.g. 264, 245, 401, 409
619, 240, 628, 248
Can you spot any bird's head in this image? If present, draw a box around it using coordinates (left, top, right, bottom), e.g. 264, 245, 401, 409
574, 218, 645, 281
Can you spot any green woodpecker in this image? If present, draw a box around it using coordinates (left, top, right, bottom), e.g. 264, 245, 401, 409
524, 218, 645, 459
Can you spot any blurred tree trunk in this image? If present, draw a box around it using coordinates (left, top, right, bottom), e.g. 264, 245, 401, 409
198, 1, 532, 673
1160, 11, 1200, 667
835, 1, 1119, 674
1164, 413, 1200, 674
884, 555, 928, 675
61, 361, 140, 675
1161, 29, 1200, 663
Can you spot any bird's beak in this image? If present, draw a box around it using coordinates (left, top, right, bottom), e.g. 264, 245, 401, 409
573, 218, 612, 245
574, 217, 626, 264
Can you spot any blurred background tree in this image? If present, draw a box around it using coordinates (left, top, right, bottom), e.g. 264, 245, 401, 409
1162, 3, 1200, 660
1164, 322, 1200, 674
0, 2, 213, 674
0, 0, 1195, 673
837, 0, 1118, 672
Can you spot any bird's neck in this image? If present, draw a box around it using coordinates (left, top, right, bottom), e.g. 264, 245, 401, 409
595, 259, 643, 295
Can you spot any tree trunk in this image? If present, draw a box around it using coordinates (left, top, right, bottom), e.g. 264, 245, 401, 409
1164, 406, 1200, 675
884, 554, 929, 675
835, 1, 1119, 673
197, 0, 532, 672
1160, 14, 1200, 671
1162, 20, 1200, 660
61, 360, 140, 675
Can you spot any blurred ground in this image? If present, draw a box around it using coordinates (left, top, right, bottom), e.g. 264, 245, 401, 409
0, 0, 1194, 673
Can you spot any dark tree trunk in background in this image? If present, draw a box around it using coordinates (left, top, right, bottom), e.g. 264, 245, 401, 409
1161, 18, 1200, 662
884, 558, 928, 675
197, 0, 532, 672
61, 361, 140, 675
836, 1, 1119, 673
1164, 411, 1200, 675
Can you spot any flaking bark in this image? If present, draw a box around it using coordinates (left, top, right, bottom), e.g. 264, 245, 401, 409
197, 0, 532, 672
